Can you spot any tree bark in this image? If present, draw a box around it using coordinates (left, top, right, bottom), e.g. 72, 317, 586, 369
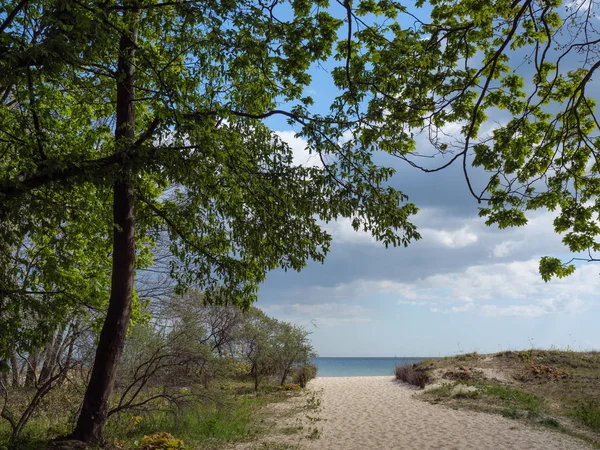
39, 325, 62, 385
280, 368, 289, 386
10, 351, 19, 387
70, 6, 138, 443
1, 360, 8, 387
24, 351, 38, 388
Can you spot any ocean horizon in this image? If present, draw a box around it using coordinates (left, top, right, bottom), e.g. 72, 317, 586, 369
313, 356, 426, 377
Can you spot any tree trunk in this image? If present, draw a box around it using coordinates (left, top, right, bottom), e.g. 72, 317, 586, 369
70, 7, 138, 443
38, 326, 61, 385
57, 327, 77, 388
10, 351, 19, 387
24, 352, 38, 388
1, 361, 8, 387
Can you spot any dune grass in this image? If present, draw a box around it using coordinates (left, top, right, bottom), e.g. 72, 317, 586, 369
418, 349, 600, 447
572, 401, 600, 433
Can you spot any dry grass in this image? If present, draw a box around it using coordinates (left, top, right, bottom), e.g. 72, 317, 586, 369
395, 364, 429, 389
417, 350, 600, 447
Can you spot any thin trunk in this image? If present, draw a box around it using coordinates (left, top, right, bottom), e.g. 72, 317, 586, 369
24, 352, 38, 388
280, 367, 289, 386
57, 329, 76, 387
38, 325, 62, 385
18, 358, 26, 381
250, 362, 259, 391
70, 6, 138, 443
1, 362, 8, 387
10, 351, 19, 387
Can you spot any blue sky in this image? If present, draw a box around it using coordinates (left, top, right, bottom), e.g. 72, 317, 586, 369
252, 0, 600, 357
257, 157, 600, 356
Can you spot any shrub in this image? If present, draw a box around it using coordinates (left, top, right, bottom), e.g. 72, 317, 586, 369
539, 417, 561, 428
292, 364, 318, 388
231, 360, 253, 379
277, 383, 301, 391
526, 362, 569, 381
572, 400, 600, 432
395, 364, 429, 389
139, 432, 186, 449
443, 365, 473, 381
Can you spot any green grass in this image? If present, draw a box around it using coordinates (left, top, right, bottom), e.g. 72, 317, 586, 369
0, 432, 46, 450
104, 391, 287, 449
539, 417, 561, 429
0, 381, 298, 450
424, 382, 542, 413
0, 413, 71, 450
482, 385, 543, 412
572, 401, 600, 432
424, 383, 454, 399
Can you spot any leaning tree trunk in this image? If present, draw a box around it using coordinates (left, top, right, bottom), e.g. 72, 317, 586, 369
70, 7, 138, 444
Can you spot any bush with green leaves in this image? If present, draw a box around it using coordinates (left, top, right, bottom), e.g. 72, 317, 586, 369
236, 308, 316, 391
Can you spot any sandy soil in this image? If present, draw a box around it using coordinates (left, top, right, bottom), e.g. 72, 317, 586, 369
294, 376, 592, 450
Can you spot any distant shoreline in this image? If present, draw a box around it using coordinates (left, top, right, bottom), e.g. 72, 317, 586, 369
314, 356, 430, 358
312, 355, 425, 377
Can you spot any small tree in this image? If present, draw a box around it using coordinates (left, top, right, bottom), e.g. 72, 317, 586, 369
111, 296, 245, 416
272, 322, 315, 386
1, 0, 419, 440
0, 319, 85, 441
238, 309, 277, 391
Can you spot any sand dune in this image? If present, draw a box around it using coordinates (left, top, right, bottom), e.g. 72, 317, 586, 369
298, 376, 591, 450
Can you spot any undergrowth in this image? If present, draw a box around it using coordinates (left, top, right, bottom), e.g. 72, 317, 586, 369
572, 401, 600, 432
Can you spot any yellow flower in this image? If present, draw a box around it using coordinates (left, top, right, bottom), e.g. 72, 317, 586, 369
131, 415, 143, 426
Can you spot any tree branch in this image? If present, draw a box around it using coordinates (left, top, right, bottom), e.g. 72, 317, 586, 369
0, 0, 29, 35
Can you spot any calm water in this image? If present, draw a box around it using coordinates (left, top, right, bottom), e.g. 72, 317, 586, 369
313, 357, 426, 377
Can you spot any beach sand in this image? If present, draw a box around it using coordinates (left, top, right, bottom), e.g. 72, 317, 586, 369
271, 376, 592, 450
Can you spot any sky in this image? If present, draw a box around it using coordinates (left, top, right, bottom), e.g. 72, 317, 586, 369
257, 134, 600, 357
250, 2, 600, 357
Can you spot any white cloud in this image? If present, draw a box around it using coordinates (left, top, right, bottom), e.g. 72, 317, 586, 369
324, 209, 481, 249
421, 225, 478, 248
262, 302, 371, 327
274, 130, 323, 168
480, 296, 588, 318
492, 240, 518, 258
323, 217, 378, 246
480, 304, 549, 318
452, 303, 475, 313
281, 259, 599, 318
568, 0, 593, 11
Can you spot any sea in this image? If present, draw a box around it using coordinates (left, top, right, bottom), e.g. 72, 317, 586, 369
313, 357, 426, 377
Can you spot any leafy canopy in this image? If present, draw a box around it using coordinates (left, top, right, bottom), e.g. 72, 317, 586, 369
1, 0, 599, 351
0, 0, 420, 348
326, 0, 600, 279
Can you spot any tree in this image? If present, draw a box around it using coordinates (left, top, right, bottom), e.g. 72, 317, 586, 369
0, 318, 85, 441
235, 308, 314, 389
0, 191, 112, 360
0, 0, 419, 442
272, 321, 315, 386
327, 0, 600, 279
4, 0, 599, 443
238, 308, 277, 392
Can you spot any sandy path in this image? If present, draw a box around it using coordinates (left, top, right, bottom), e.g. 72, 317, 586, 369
299, 376, 590, 450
